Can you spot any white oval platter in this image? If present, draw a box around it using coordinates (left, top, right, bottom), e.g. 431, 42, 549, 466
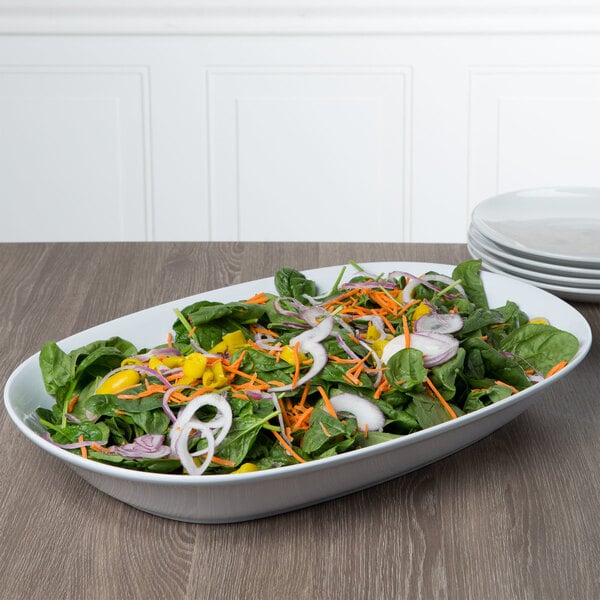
3, 262, 592, 523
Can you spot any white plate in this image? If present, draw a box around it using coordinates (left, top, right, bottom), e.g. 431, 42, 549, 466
468, 233, 600, 289
3, 262, 592, 523
467, 247, 600, 302
469, 225, 600, 279
472, 187, 600, 267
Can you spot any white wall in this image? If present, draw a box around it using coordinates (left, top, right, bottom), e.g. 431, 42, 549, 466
2, 1, 600, 242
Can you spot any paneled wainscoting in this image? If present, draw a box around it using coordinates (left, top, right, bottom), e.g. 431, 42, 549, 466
2, 2, 600, 242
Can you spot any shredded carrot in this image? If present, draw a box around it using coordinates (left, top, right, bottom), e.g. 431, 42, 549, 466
188, 387, 222, 399
291, 406, 313, 431
78, 435, 88, 459
425, 377, 457, 419
188, 326, 197, 338
299, 382, 311, 407
343, 365, 362, 385
114, 409, 128, 415
67, 394, 80, 413
322, 288, 361, 308
546, 360, 568, 378
495, 380, 519, 394
380, 313, 397, 335
347, 351, 371, 379
328, 355, 359, 364
118, 384, 166, 400
245, 291, 270, 304
317, 385, 337, 419
210, 456, 236, 467
89, 442, 111, 454
277, 396, 292, 432
251, 325, 280, 338
225, 364, 268, 387
167, 332, 173, 348
398, 299, 421, 315
374, 375, 390, 399
272, 430, 306, 463
402, 314, 411, 349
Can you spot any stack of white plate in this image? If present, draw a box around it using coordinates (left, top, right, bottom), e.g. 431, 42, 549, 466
467, 187, 600, 302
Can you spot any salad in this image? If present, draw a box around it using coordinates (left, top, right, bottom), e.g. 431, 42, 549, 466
36, 259, 579, 476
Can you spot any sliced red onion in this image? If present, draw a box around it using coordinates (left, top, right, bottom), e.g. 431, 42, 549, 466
271, 392, 293, 444
175, 422, 215, 475
328, 392, 385, 432
110, 434, 170, 459
189, 339, 221, 357
273, 297, 304, 318
133, 347, 181, 361
301, 306, 330, 327
341, 280, 396, 290
269, 316, 334, 392
162, 384, 196, 423
398, 271, 465, 303
335, 334, 361, 361
400, 276, 437, 304
413, 312, 463, 334
355, 338, 383, 388
169, 393, 233, 463
381, 331, 459, 368
422, 273, 466, 297
43, 433, 107, 450
246, 389, 270, 401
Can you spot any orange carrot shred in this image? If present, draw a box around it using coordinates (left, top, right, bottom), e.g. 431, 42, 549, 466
78, 435, 88, 459
495, 380, 519, 394
317, 385, 338, 419
545, 360, 568, 378
402, 314, 411, 349
67, 394, 80, 413
425, 377, 457, 420
272, 430, 306, 463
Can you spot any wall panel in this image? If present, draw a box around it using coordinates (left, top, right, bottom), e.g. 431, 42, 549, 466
0, 67, 151, 241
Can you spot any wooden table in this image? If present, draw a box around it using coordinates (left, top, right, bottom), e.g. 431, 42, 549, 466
1, 242, 599, 600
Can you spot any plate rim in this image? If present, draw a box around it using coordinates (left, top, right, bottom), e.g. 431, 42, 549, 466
468, 236, 600, 289
472, 186, 600, 267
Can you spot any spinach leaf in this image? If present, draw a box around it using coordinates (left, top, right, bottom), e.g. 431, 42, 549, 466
39, 342, 73, 399
275, 267, 317, 301
462, 337, 531, 390
301, 403, 357, 456
386, 348, 427, 393
355, 431, 403, 448
463, 383, 513, 413
51, 421, 110, 446
499, 323, 579, 376
215, 408, 280, 467
88, 451, 181, 474
406, 392, 456, 429
428, 348, 466, 400
452, 259, 488, 309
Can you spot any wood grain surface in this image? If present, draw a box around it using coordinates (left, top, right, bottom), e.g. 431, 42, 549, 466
1, 242, 598, 600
